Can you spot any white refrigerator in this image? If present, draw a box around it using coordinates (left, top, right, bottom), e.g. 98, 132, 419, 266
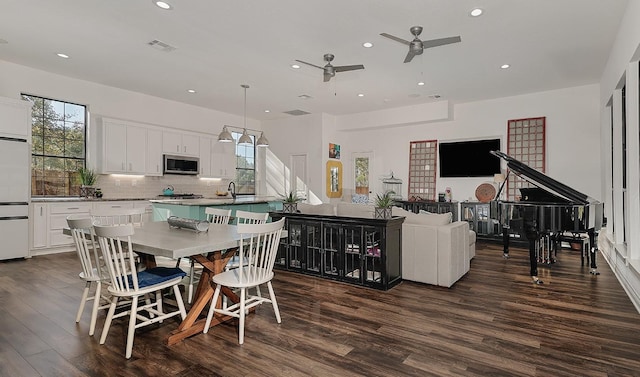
0, 136, 30, 259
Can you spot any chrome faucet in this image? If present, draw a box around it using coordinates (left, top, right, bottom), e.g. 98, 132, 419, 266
228, 181, 236, 199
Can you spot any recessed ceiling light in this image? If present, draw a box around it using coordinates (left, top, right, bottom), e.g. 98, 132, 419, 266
357, 93, 365, 97
187, 89, 196, 93
264, 110, 270, 113
470, 8, 483, 17
291, 64, 301, 69
362, 42, 373, 48
501, 64, 510, 69
153, 1, 172, 10
417, 81, 425, 86
56, 53, 69, 59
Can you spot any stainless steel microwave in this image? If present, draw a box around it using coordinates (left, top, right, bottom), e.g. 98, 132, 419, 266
163, 154, 199, 175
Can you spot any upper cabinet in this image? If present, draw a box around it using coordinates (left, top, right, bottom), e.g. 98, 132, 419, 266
101, 120, 146, 174
146, 129, 163, 176
162, 131, 199, 156
211, 140, 236, 179
199, 136, 213, 177
0, 96, 31, 140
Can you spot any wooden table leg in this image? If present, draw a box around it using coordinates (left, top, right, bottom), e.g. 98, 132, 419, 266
167, 249, 241, 345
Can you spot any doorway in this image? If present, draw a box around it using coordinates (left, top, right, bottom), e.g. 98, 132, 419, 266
353, 152, 373, 199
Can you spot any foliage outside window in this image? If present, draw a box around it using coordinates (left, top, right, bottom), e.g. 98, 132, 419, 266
23, 94, 87, 196
232, 131, 255, 195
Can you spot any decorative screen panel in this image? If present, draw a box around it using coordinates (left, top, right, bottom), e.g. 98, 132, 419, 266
506, 117, 546, 200
408, 140, 437, 200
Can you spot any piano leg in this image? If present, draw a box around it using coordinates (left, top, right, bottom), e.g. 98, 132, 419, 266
588, 229, 600, 275
528, 237, 542, 284
502, 225, 510, 259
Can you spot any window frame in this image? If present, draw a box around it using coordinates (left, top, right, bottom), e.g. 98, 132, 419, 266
232, 131, 256, 195
22, 93, 88, 197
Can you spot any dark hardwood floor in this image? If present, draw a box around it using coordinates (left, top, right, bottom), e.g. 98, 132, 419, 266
2, 242, 640, 377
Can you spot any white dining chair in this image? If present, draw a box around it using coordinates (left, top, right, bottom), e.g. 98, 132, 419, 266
91, 207, 146, 227
94, 223, 187, 359
203, 218, 285, 344
178, 207, 233, 304
235, 210, 268, 225
67, 215, 110, 336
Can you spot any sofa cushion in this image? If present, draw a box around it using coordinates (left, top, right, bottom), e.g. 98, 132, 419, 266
297, 203, 336, 216
392, 207, 452, 226
415, 211, 452, 226
336, 202, 374, 218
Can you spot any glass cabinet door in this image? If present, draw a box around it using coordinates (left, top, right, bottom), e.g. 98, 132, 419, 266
362, 227, 383, 285
343, 225, 362, 283
288, 220, 303, 270
322, 223, 340, 277
304, 221, 322, 274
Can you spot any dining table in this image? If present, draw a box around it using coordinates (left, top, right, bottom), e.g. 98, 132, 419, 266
67, 220, 272, 345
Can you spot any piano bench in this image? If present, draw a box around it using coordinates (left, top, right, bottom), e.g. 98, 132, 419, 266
559, 232, 590, 266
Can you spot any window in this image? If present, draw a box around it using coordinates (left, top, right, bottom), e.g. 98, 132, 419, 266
232, 131, 255, 195
506, 117, 546, 201
408, 140, 437, 200
23, 94, 87, 196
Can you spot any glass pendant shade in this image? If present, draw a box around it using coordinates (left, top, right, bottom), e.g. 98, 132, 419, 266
217, 125, 233, 143
256, 131, 269, 147
238, 128, 253, 144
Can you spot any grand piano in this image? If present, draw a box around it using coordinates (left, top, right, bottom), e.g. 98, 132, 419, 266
489, 151, 604, 284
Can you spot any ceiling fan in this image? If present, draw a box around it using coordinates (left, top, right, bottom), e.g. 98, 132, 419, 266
380, 26, 461, 63
295, 54, 364, 82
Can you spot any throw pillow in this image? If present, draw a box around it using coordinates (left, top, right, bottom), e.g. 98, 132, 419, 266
415, 211, 452, 226
351, 194, 370, 204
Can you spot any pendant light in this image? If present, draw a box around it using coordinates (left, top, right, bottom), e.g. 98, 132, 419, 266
238, 84, 253, 145
256, 131, 269, 147
217, 125, 233, 142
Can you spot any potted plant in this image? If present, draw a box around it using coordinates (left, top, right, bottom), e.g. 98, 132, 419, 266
281, 191, 302, 213
374, 190, 395, 219
78, 167, 97, 197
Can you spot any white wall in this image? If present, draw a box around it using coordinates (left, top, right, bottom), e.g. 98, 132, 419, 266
0, 59, 261, 164
598, 0, 640, 312
266, 84, 601, 204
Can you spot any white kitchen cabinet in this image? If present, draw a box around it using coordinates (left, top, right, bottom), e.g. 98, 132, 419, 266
162, 131, 199, 156
0, 96, 31, 139
211, 140, 236, 178
102, 120, 147, 174
48, 202, 92, 248
199, 136, 213, 177
146, 129, 163, 176
31, 203, 48, 249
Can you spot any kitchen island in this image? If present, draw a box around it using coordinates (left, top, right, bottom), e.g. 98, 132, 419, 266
150, 196, 282, 221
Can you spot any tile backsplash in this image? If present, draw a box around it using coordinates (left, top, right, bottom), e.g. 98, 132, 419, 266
95, 174, 231, 199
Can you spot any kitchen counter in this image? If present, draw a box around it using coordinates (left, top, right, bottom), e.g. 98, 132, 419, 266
150, 196, 282, 221
149, 195, 278, 206
31, 197, 153, 202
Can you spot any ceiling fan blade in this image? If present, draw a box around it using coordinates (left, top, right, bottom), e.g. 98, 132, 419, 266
403, 50, 416, 63
422, 36, 462, 49
323, 71, 332, 82
380, 33, 411, 46
334, 64, 364, 72
295, 59, 324, 70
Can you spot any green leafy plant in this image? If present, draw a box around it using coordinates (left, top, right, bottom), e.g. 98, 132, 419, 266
374, 191, 396, 208
77, 167, 97, 186
281, 191, 302, 203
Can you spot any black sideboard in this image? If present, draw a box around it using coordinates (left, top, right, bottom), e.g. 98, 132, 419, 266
269, 212, 404, 290
395, 200, 459, 221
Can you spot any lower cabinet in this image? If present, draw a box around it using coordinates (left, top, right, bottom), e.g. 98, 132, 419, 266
270, 212, 404, 290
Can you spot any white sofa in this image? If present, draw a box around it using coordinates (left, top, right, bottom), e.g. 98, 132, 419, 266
297, 202, 475, 287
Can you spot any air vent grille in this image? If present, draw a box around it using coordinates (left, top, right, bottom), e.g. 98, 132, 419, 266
147, 39, 176, 52
283, 109, 311, 116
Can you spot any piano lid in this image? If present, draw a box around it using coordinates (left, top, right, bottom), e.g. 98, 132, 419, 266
490, 150, 593, 205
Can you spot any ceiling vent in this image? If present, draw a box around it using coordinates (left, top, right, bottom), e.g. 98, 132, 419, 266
147, 39, 176, 52
298, 94, 312, 99
283, 109, 311, 116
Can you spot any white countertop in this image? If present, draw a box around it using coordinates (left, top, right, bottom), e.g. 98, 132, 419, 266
149, 195, 278, 206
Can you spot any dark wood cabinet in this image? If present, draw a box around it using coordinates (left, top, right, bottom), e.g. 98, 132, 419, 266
270, 212, 404, 290
395, 200, 459, 221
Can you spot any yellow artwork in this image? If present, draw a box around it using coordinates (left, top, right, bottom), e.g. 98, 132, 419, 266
326, 160, 342, 198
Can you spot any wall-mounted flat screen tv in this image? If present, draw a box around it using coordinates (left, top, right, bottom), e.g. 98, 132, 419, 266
439, 138, 501, 177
